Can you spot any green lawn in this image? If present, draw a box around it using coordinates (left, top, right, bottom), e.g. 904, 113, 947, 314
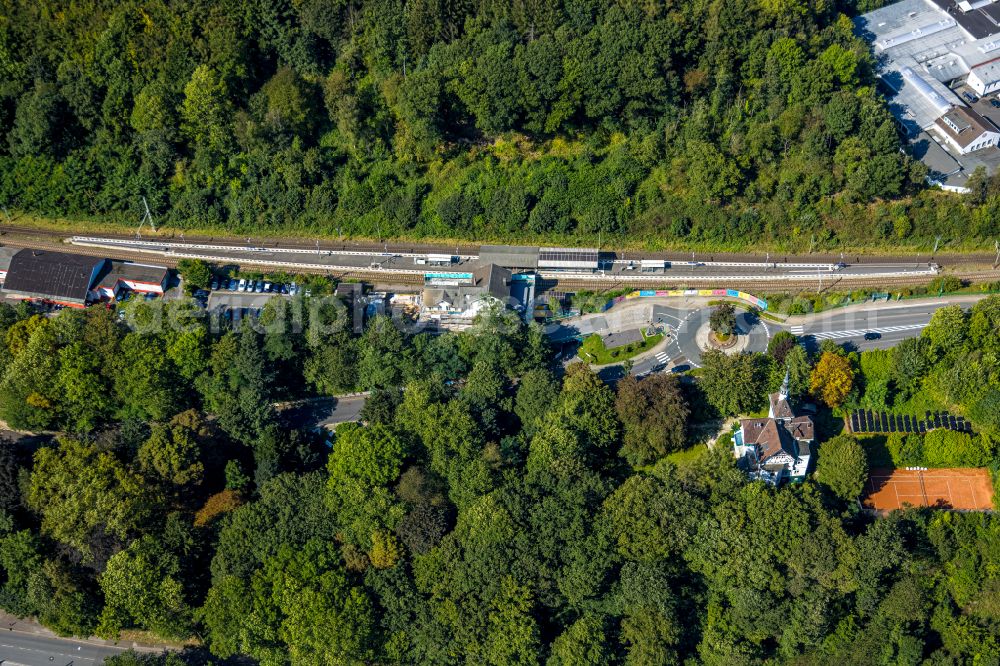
664, 444, 709, 466
578, 331, 663, 365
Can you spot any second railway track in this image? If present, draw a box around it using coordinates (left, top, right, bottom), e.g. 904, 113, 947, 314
1, 230, 996, 294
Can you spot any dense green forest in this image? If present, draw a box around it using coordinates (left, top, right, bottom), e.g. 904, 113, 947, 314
1, 0, 997, 249
0, 294, 999, 663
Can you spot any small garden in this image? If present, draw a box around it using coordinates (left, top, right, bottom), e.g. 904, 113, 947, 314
578, 330, 663, 365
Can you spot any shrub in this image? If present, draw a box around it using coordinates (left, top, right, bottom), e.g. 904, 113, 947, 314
860, 349, 893, 384
923, 429, 995, 467
886, 433, 924, 468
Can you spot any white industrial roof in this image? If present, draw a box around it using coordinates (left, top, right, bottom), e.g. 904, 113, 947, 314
971, 57, 1000, 82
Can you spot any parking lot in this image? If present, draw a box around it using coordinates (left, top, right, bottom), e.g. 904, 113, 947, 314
206, 292, 280, 311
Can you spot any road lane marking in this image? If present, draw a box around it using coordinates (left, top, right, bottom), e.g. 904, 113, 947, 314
807, 323, 927, 340
0, 642, 100, 663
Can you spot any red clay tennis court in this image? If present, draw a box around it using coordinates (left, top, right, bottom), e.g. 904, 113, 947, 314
862, 468, 994, 513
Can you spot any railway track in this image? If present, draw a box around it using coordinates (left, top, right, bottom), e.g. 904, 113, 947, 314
554, 270, 1000, 293
2, 222, 998, 267
1, 230, 996, 293
0, 236, 428, 286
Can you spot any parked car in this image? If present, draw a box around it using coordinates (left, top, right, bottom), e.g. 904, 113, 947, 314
864, 331, 882, 341
263, 282, 272, 292
991, 98, 1000, 109
280, 284, 289, 294
210, 279, 218, 291
238, 278, 247, 291
963, 91, 979, 104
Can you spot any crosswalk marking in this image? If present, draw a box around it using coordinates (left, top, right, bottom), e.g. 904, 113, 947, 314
655, 352, 670, 364
790, 325, 804, 335
807, 323, 927, 340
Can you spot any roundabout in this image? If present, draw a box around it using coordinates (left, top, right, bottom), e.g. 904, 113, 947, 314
545, 297, 773, 376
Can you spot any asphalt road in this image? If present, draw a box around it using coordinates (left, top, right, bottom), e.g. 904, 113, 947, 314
0, 630, 127, 665
556, 297, 983, 378
790, 301, 954, 353
281, 395, 368, 430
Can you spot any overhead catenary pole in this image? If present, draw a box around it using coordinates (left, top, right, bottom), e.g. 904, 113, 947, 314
141, 196, 156, 232
994, 240, 999, 268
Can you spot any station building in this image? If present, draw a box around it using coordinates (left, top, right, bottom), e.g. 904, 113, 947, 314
420, 264, 513, 330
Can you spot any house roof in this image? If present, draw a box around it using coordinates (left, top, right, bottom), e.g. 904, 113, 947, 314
2, 249, 105, 304
935, 106, 999, 148
769, 392, 795, 419
742, 419, 787, 460
472, 263, 512, 301
740, 414, 814, 463
335, 282, 362, 299
96, 260, 168, 289
786, 416, 814, 442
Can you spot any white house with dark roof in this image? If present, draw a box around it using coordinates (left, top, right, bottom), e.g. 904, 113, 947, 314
934, 106, 1000, 153
733, 372, 814, 485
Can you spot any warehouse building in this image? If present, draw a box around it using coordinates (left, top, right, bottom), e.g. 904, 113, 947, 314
0, 248, 169, 307
1, 249, 108, 307
858, 0, 1000, 191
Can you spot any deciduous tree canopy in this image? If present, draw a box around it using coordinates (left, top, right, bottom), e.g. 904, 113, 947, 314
0, 0, 988, 250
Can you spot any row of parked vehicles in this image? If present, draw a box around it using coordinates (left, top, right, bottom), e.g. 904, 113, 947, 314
210, 277, 304, 295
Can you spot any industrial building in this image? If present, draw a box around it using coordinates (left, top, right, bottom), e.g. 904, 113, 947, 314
0, 248, 168, 307
2, 249, 108, 307
858, 0, 1000, 191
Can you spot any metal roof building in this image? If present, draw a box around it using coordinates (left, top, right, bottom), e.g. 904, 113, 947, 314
477, 245, 539, 270
2, 249, 107, 306
538, 247, 600, 271
857, 0, 1000, 191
